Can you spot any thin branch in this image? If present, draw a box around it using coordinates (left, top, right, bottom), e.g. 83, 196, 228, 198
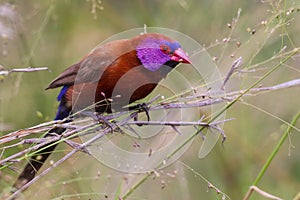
171, 125, 183, 135
1, 76, 300, 165
2, 77, 300, 199
0, 120, 59, 145
243, 110, 300, 200
126, 120, 211, 126
191, 78, 300, 100
243, 186, 283, 200
125, 118, 233, 127
0, 121, 98, 166
0, 136, 59, 166
0, 67, 49, 76
180, 161, 231, 200
222, 57, 242, 89
157, 78, 300, 110
8, 115, 132, 199
252, 110, 300, 185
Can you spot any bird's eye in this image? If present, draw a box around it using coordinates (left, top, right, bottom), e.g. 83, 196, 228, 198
160, 44, 171, 54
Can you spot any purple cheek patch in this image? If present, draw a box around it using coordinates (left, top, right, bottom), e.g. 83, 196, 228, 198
136, 38, 171, 71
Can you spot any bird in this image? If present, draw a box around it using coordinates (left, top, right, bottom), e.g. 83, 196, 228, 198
13, 33, 191, 190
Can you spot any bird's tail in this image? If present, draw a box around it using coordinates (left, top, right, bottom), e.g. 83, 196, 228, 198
12, 127, 66, 190
13, 92, 72, 191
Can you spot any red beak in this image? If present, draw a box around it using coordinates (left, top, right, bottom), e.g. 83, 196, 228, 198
171, 48, 192, 64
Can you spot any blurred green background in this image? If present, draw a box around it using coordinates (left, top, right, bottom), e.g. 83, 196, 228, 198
1, 0, 300, 199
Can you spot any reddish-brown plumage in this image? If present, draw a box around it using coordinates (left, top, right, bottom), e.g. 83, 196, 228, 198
47, 33, 174, 89
47, 33, 190, 113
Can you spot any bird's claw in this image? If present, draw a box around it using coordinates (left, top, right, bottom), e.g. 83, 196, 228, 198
130, 103, 151, 126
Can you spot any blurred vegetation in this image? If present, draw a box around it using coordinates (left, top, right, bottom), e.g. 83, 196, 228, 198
1, 0, 300, 199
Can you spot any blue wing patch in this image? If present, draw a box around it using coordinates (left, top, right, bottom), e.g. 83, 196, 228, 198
55, 102, 71, 120
55, 86, 71, 120
57, 86, 69, 101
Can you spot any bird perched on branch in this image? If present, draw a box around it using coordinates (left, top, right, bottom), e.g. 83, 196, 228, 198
13, 33, 191, 190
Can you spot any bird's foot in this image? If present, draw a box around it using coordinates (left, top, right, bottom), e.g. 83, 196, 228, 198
129, 103, 151, 126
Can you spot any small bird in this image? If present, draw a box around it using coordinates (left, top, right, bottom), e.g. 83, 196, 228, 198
13, 33, 191, 189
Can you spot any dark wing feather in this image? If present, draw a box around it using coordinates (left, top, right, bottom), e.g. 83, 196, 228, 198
46, 63, 79, 89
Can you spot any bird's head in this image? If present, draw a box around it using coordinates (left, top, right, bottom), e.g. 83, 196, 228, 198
136, 33, 191, 71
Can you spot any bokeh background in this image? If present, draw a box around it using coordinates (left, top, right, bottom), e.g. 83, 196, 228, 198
1, 0, 300, 199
